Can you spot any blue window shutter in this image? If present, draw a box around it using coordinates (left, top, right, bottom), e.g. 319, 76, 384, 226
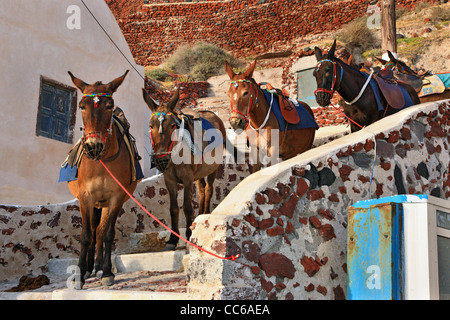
37, 79, 76, 143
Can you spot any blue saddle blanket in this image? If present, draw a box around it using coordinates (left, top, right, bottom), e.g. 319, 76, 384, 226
58, 159, 144, 182
262, 90, 318, 131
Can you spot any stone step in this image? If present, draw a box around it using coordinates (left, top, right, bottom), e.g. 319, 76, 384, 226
48, 249, 189, 275
0, 250, 190, 300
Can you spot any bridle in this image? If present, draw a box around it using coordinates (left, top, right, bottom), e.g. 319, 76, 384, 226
149, 112, 176, 159
314, 58, 374, 106
228, 79, 258, 128
80, 93, 114, 146
313, 59, 343, 97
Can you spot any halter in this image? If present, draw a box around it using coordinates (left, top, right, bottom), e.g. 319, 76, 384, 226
313, 59, 343, 97
149, 112, 175, 159
81, 93, 114, 145
229, 79, 258, 128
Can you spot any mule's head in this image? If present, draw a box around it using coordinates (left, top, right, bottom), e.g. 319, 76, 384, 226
69, 70, 129, 160
225, 60, 257, 132
142, 88, 180, 172
387, 51, 417, 76
313, 40, 339, 107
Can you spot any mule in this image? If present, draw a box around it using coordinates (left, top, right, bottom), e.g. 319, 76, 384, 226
225, 60, 316, 172
378, 51, 450, 104
142, 88, 233, 250
313, 40, 420, 132
67, 70, 137, 288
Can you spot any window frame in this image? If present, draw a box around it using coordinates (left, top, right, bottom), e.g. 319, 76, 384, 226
36, 76, 78, 144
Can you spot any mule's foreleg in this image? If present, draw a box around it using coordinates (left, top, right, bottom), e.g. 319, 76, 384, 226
165, 179, 180, 250
196, 178, 206, 215
182, 181, 194, 241
86, 208, 102, 278
204, 171, 217, 214
96, 206, 120, 286
76, 204, 94, 289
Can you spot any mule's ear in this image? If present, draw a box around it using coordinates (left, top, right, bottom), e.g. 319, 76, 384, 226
68, 71, 89, 93
168, 88, 180, 112
314, 47, 323, 61
108, 70, 129, 93
142, 88, 157, 112
387, 50, 397, 62
347, 54, 354, 65
376, 56, 388, 65
225, 60, 236, 79
243, 60, 256, 79
327, 39, 337, 59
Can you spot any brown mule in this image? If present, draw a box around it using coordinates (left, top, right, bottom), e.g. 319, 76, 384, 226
225, 60, 316, 172
67, 70, 137, 288
142, 88, 233, 250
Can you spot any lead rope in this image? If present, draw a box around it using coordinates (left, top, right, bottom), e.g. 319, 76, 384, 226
99, 159, 240, 261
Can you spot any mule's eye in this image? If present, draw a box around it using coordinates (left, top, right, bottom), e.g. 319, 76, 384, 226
149, 124, 153, 130
79, 104, 86, 110
242, 91, 249, 96
171, 123, 177, 130
105, 103, 114, 110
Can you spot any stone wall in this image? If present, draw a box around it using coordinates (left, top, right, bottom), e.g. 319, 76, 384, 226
0, 163, 250, 281
105, 0, 439, 67
186, 99, 450, 300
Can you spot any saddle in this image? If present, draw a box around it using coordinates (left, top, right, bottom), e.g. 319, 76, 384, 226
61, 107, 142, 182
265, 83, 300, 125
374, 75, 405, 109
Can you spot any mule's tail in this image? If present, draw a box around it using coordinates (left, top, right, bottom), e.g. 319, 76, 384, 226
224, 136, 246, 164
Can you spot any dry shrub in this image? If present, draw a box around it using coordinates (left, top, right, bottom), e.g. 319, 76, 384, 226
336, 17, 377, 52
166, 42, 241, 81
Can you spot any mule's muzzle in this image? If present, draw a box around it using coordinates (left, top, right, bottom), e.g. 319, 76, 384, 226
230, 117, 247, 132
83, 139, 105, 160
315, 90, 332, 107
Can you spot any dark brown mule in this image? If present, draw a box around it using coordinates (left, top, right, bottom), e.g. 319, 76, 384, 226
378, 51, 450, 104
314, 41, 420, 132
67, 71, 137, 288
225, 60, 316, 171
142, 88, 230, 250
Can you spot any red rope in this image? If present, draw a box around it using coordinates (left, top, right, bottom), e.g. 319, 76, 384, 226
330, 104, 364, 129
99, 159, 240, 261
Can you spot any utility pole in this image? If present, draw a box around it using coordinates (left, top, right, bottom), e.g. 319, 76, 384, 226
381, 0, 397, 54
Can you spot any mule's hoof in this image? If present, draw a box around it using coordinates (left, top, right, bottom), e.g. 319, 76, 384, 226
84, 271, 92, 279
101, 276, 115, 287
164, 243, 177, 251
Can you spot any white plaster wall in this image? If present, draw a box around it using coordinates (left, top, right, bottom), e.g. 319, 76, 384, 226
0, 0, 149, 205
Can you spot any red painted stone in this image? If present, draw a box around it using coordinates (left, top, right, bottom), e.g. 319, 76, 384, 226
259, 253, 295, 279
301, 256, 321, 277
267, 226, 284, 237
296, 177, 309, 197
279, 194, 299, 218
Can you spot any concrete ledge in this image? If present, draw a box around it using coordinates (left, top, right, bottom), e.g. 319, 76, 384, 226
51, 289, 188, 300
115, 250, 187, 273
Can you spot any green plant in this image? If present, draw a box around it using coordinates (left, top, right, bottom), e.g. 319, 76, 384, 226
166, 42, 241, 81
146, 68, 170, 82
